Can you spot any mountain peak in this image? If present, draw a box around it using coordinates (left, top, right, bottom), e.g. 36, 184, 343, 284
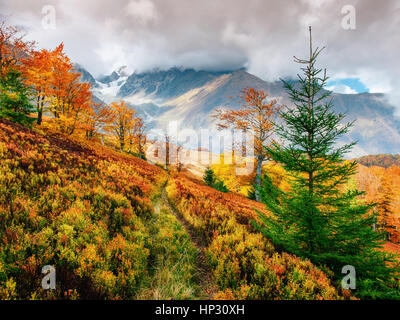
98, 66, 129, 84
116, 66, 130, 77
80, 63, 400, 158
73, 63, 99, 88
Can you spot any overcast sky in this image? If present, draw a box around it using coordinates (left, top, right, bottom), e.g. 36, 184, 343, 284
1, 0, 399, 110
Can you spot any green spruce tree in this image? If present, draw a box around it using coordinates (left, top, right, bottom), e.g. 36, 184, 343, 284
247, 185, 256, 200
203, 167, 229, 193
254, 27, 400, 298
0, 68, 35, 126
203, 167, 217, 186
213, 180, 229, 193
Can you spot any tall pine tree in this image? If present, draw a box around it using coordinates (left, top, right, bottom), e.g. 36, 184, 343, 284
254, 27, 400, 298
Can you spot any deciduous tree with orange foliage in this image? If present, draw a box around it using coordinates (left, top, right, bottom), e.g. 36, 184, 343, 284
30, 43, 93, 135
213, 88, 279, 201
0, 20, 35, 76
376, 175, 397, 240
129, 117, 146, 159
356, 164, 400, 243
23, 48, 54, 125
62, 74, 92, 135
82, 101, 114, 140
48, 44, 72, 119
106, 101, 136, 151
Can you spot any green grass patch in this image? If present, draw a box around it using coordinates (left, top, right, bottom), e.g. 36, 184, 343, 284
136, 199, 200, 300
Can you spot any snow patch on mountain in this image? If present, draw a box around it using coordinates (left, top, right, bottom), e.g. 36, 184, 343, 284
77, 65, 400, 157
93, 77, 128, 103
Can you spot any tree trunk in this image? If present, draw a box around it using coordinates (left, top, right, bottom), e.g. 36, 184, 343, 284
231, 128, 235, 165
120, 129, 125, 151
36, 95, 41, 125
165, 136, 170, 170
37, 109, 42, 125
255, 155, 263, 202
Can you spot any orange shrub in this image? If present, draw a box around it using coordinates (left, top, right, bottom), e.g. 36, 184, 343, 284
166, 173, 340, 300
0, 119, 166, 299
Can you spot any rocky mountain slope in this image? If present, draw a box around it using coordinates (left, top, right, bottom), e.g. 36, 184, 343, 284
82, 66, 400, 157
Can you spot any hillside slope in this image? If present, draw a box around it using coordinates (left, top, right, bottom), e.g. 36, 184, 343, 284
0, 119, 342, 300
355, 154, 400, 168
165, 174, 340, 299
0, 118, 166, 299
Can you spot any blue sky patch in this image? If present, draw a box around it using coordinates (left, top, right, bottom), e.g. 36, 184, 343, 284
326, 78, 369, 94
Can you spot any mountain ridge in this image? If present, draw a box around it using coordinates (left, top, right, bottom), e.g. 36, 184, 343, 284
80, 66, 400, 157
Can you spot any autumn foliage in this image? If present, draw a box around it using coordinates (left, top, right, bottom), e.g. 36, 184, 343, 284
166, 173, 340, 299
214, 88, 279, 201
1, 19, 399, 301
0, 21, 35, 76
355, 154, 400, 169
105, 101, 136, 152
0, 20, 145, 148
0, 118, 166, 299
356, 164, 400, 243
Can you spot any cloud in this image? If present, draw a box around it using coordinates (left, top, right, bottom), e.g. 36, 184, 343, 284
0, 0, 399, 111
326, 84, 358, 94
125, 0, 158, 25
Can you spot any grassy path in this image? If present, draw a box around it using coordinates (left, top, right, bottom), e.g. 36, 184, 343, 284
135, 183, 218, 300
161, 186, 219, 299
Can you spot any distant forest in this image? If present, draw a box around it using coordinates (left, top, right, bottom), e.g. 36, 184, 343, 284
355, 154, 400, 168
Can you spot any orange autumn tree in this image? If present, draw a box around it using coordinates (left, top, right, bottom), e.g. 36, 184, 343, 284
129, 117, 146, 159
0, 20, 35, 76
23, 47, 55, 125
38, 44, 94, 134
82, 101, 114, 140
376, 175, 397, 240
214, 87, 279, 201
48, 43, 72, 119
106, 101, 136, 151
374, 166, 400, 243
62, 73, 92, 135
356, 165, 400, 243
386, 166, 400, 243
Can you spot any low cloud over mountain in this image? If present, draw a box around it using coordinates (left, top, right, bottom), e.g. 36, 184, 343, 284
87, 66, 400, 158
2, 0, 400, 113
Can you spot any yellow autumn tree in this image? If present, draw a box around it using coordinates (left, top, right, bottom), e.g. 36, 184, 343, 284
106, 101, 136, 151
